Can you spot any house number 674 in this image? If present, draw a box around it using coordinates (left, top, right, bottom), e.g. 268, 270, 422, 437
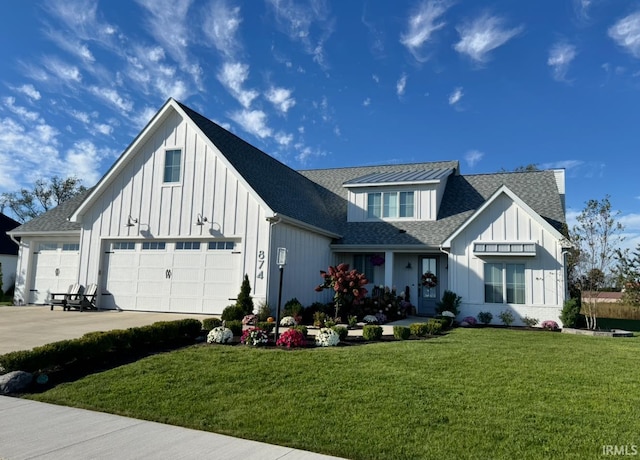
256, 250, 265, 279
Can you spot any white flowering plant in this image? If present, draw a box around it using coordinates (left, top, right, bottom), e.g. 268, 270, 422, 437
280, 315, 296, 326
362, 314, 378, 324
207, 326, 233, 344
241, 327, 269, 346
315, 327, 340, 347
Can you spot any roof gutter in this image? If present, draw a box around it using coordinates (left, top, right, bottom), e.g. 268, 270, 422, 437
267, 213, 341, 239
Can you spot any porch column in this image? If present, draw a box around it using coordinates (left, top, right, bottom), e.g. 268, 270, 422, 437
384, 250, 394, 288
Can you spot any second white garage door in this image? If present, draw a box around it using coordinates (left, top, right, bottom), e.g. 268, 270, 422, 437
101, 240, 241, 314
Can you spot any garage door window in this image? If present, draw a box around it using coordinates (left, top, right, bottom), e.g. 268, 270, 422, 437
176, 241, 201, 250
62, 243, 80, 251
208, 241, 234, 250
142, 242, 166, 250
113, 242, 136, 250
39, 243, 59, 251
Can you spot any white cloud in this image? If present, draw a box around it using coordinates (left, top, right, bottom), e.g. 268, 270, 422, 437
230, 109, 272, 138
132, 106, 158, 130
95, 123, 113, 136
372, 74, 380, 83
135, 0, 193, 64
465, 149, 484, 167
63, 140, 112, 186
396, 73, 407, 96
448, 87, 463, 106
17, 84, 41, 101
400, 0, 449, 62
265, 87, 296, 113
70, 110, 91, 124
274, 132, 293, 146
608, 11, 640, 59
574, 0, 592, 22
454, 13, 523, 63
217, 62, 259, 108
363, 97, 371, 107
265, 0, 335, 68
88, 86, 134, 113
203, 0, 242, 58
45, 29, 95, 63
42, 57, 83, 83
548, 42, 577, 81
295, 145, 326, 163
2, 97, 40, 122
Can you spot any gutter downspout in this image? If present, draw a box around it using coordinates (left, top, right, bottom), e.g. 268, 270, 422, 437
439, 245, 451, 292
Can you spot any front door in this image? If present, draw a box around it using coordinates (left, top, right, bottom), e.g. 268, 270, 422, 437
418, 256, 439, 316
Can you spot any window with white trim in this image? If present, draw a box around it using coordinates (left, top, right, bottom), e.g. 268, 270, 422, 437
176, 241, 201, 250
367, 191, 414, 218
112, 242, 135, 250
142, 242, 166, 250
474, 242, 536, 256
208, 241, 234, 250
353, 254, 375, 284
484, 263, 525, 304
163, 149, 182, 183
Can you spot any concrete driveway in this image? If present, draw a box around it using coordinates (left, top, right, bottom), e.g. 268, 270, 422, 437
0, 306, 212, 355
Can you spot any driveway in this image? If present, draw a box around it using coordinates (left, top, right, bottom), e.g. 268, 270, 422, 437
0, 306, 212, 355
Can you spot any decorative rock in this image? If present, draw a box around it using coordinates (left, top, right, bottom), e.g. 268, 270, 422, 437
0, 371, 33, 394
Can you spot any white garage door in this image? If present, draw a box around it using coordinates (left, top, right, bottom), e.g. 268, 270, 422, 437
101, 240, 241, 314
29, 242, 80, 304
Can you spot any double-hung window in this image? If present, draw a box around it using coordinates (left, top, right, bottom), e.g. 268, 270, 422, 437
164, 149, 182, 183
484, 263, 525, 304
367, 191, 414, 219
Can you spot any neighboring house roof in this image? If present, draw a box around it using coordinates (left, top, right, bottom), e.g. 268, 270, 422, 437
7, 189, 92, 236
0, 213, 20, 255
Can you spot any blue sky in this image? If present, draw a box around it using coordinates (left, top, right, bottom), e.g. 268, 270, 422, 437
1, 0, 639, 249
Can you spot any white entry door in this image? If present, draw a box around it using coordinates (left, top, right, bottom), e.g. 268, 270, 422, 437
29, 243, 80, 304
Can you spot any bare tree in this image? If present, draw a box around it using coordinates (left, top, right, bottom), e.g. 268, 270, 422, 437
571, 196, 624, 329
0, 176, 86, 223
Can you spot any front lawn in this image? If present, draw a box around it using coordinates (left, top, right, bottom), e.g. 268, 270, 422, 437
28, 328, 640, 459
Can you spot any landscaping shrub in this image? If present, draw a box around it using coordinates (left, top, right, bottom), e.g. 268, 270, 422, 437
541, 320, 560, 331
347, 315, 358, 328
302, 302, 331, 325
276, 329, 306, 348
437, 312, 455, 329
225, 320, 243, 336
313, 311, 327, 327
522, 316, 539, 328
241, 328, 269, 346
499, 310, 515, 326
207, 327, 233, 344
292, 325, 308, 337
331, 325, 348, 341
560, 298, 581, 328
435, 290, 462, 316
362, 324, 383, 341
255, 301, 272, 322
477, 311, 493, 325
236, 274, 254, 315
410, 323, 429, 337
425, 319, 443, 335
202, 317, 222, 331
461, 316, 477, 326
256, 321, 275, 333
315, 327, 340, 347
0, 319, 202, 374
221, 304, 244, 321
393, 326, 411, 340
283, 298, 304, 318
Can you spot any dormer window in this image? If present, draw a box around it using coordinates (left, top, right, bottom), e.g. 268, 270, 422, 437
367, 191, 414, 219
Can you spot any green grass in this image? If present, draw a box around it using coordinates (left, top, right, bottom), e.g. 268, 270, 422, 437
28, 328, 640, 459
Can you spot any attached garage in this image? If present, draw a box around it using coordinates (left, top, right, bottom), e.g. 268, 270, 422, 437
100, 239, 241, 313
29, 242, 80, 304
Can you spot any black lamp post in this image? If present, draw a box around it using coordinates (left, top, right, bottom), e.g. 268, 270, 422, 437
274, 247, 287, 342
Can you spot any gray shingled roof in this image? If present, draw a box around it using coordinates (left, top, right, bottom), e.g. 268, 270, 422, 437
8, 189, 92, 235
300, 167, 566, 246
1, 213, 20, 255
177, 102, 338, 233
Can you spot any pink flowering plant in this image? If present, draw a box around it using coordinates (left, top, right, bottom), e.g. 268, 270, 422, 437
541, 320, 560, 331
242, 314, 256, 325
461, 316, 477, 326
315, 263, 368, 319
241, 327, 269, 346
276, 329, 307, 348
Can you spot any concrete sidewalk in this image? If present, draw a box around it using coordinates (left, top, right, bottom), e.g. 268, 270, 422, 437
0, 396, 345, 460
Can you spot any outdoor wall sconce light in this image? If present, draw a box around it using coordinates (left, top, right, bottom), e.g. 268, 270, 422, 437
406, 262, 412, 269
125, 215, 138, 227
195, 213, 209, 226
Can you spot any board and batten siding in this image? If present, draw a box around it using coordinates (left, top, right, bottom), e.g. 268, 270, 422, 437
76, 109, 273, 309
346, 184, 441, 222
267, 223, 333, 309
447, 193, 566, 325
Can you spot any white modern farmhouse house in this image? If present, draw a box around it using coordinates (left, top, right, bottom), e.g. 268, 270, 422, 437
8, 98, 571, 325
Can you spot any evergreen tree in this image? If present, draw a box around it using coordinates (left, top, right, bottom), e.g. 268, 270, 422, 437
236, 274, 254, 315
